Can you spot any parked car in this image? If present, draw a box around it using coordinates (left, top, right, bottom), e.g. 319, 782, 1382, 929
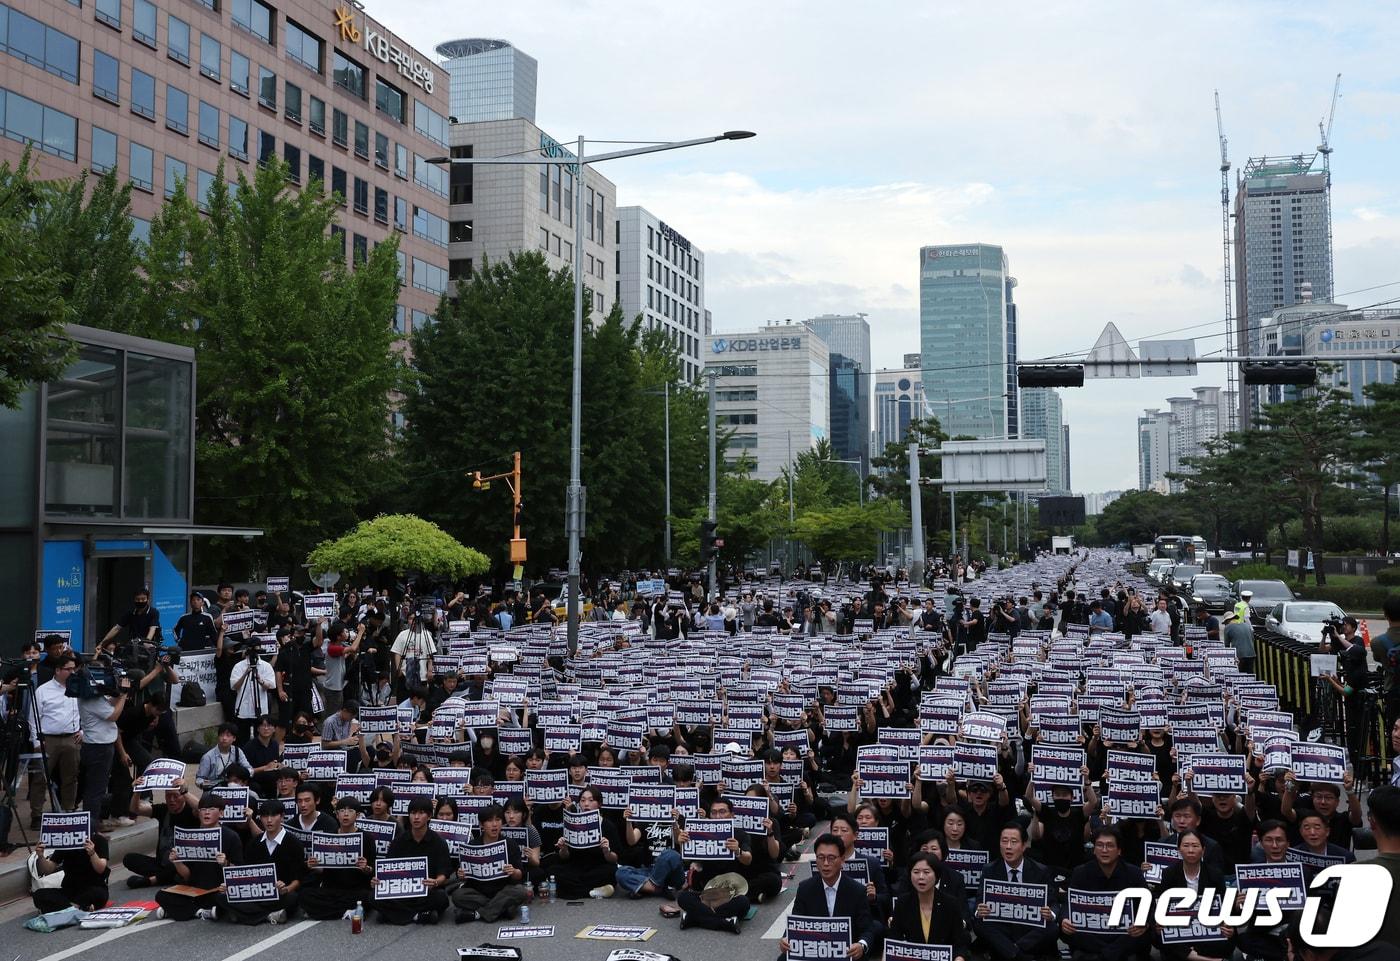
1168, 564, 1203, 593
1264, 600, 1346, 644
1235, 579, 1296, 624
1190, 573, 1236, 614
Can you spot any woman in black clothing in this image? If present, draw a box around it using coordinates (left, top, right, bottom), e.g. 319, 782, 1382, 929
886, 852, 971, 958
553, 786, 620, 899
1154, 830, 1231, 961
32, 834, 111, 913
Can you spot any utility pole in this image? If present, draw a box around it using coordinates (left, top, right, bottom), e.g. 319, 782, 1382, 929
950, 492, 956, 562
565, 134, 586, 658
908, 441, 924, 575
706, 368, 718, 600
787, 430, 795, 576
663, 382, 672, 563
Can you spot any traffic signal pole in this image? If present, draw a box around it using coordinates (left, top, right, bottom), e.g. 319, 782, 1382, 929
471, 451, 526, 567
908, 441, 925, 576
706, 368, 718, 600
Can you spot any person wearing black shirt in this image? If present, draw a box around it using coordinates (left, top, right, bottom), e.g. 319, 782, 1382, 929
124, 785, 199, 887
301, 797, 376, 920
554, 786, 622, 900
674, 795, 754, 933
101, 587, 161, 648
213, 799, 306, 924
32, 833, 110, 912
243, 716, 284, 798
754, 600, 783, 628
376, 797, 452, 925
173, 591, 221, 652
156, 794, 244, 921
451, 803, 528, 923
1060, 827, 1150, 961
960, 598, 988, 652
273, 626, 315, 731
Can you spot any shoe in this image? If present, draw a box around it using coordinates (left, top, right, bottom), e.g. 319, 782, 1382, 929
744, 904, 759, 922
196, 907, 218, 921
454, 909, 477, 924
155, 908, 166, 919
723, 916, 742, 934
128, 876, 153, 889
415, 909, 440, 925
589, 884, 615, 899
267, 909, 287, 925
678, 911, 691, 930
114, 817, 136, 827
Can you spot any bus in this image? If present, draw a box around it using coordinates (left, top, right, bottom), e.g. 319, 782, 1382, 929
1153, 535, 1207, 563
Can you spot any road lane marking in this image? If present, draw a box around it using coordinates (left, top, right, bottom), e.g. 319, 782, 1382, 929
30, 919, 173, 961
214, 918, 318, 961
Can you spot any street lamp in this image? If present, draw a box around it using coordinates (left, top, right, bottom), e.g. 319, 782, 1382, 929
429, 130, 754, 655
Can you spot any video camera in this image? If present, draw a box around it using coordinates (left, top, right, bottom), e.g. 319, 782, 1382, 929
1320, 614, 1346, 642
65, 653, 137, 699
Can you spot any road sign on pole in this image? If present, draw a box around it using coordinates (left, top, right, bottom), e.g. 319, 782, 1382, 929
1084, 323, 1139, 378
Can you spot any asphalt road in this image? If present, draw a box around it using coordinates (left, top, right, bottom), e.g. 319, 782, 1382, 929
4, 852, 809, 961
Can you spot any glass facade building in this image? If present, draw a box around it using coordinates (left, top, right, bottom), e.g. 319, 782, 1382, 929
804, 314, 871, 475
874, 364, 924, 453
436, 38, 536, 123
919, 244, 1018, 440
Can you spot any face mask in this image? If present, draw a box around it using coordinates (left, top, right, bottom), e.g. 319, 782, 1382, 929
1054, 798, 1073, 814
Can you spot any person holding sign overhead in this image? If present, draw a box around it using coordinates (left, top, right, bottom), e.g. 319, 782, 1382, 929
780, 832, 881, 959
887, 852, 970, 959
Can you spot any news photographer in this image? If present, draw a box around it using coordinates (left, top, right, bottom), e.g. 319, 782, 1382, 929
72, 652, 133, 826
229, 637, 278, 742
1322, 616, 1371, 767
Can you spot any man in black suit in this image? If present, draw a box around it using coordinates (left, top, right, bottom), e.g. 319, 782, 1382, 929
779, 833, 882, 959
975, 823, 1059, 961
1060, 827, 1149, 961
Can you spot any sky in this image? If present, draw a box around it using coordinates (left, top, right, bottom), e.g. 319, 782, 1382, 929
371, 0, 1400, 491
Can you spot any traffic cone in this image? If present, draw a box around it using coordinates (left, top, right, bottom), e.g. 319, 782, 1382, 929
1361, 620, 1372, 648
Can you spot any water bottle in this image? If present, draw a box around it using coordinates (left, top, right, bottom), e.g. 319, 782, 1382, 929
351, 900, 364, 934
547, 875, 557, 903
519, 903, 530, 924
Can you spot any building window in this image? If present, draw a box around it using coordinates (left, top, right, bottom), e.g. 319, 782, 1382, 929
330, 166, 346, 206
227, 114, 247, 160
374, 79, 405, 123
331, 108, 347, 147
413, 154, 447, 198
413, 257, 447, 295
131, 68, 156, 120
92, 50, 121, 104
133, 0, 157, 45
373, 186, 388, 223
197, 100, 219, 147
393, 304, 405, 332
330, 224, 345, 258
449, 259, 471, 281
332, 49, 366, 99
411, 309, 430, 331
393, 195, 406, 231
229, 50, 249, 95
163, 155, 186, 197
540, 227, 549, 250
284, 19, 322, 74
413, 100, 448, 146
284, 82, 302, 123
199, 33, 221, 81
450, 221, 472, 243
196, 169, 216, 211
352, 176, 367, 214
562, 170, 572, 226
550, 165, 561, 217
2, 6, 79, 82
307, 153, 323, 187
595, 194, 605, 244
95, 0, 121, 29
165, 84, 189, 135
257, 129, 274, 165
412, 206, 448, 247
168, 15, 191, 65
91, 126, 118, 173
394, 142, 408, 179
129, 141, 153, 191
448, 144, 471, 204
231, 0, 273, 44
539, 166, 548, 211
257, 66, 276, 109
353, 120, 368, 159
352, 233, 367, 265
309, 95, 325, 135
282, 142, 300, 182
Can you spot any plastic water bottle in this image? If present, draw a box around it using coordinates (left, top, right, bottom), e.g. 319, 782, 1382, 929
351, 900, 364, 934
519, 903, 530, 924
547, 875, 557, 903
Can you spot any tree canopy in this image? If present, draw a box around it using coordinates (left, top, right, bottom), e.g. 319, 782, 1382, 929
307, 514, 489, 579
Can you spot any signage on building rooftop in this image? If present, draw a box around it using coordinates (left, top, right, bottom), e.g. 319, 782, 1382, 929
711, 335, 802, 354
334, 6, 434, 93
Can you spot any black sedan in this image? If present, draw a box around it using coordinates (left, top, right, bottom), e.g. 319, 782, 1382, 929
1190, 573, 1236, 614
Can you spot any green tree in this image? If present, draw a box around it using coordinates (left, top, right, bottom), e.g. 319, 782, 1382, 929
1093, 489, 1201, 547
868, 416, 948, 556
792, 499, 908, 564
0, 153, 73, 407
779, 438, 861, 512
671, 455, 783, 569
1253, 386, 1358, 585
1354, 379, 1400, 555
307, 514, 490, 579
112, 160, 403, 578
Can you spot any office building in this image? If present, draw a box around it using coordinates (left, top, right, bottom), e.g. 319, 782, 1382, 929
436, 38, 536, 124
615, 206, 705, 382
1307, 310, 1400, 403
1233, 154, 1333, 424
704, 324, 829, 482
1083, 490, 1124, 516
874, 359, 924, 453
919, 244, 1019, 439
1062, 425, 1071, 491
805, 314, 872, 474
0, 0, 452, 341
1138, 408, 1176, 493
1020, 388, 1068, 493
446, 119, 617, 318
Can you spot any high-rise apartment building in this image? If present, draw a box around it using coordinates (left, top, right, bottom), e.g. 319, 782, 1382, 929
804, 314, 871, 474
446, 119, 616, 318
919, 244, 1019, 440
435, 38, 536, 124
1138, 408, 1176, 493
616, 206, 705, 382
704, 324, 829, 482
874, 361, 924, 453
0, 0, 452, 342
1019, 388, 1068, 493
1138, 386, 1235, 493
1233, 154, 1333, 425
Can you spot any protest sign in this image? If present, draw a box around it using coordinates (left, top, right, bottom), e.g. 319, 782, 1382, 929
1290, 743, 1346, 786
822, 704, 859, 732
944, 848, 988, 890
954, 741, 998, 783
172, 826, 222, 861
459, 840, 510, 881
1235, 862, 1307, 911
431, 818, 475, 856
627, 783, 675, 823
544, 726, 582, 755
525, 768, 567, 805
496, 924, 555, 940
1067, 888, 1132, 934
919, 700, 961, 737
1099, 709, 1141, 744
854, 827, 889, 862
358, 705, 399, 734
358, 817, 396, 856
311, 831, 362, 868
563, 808, 603, 849
785, 914, 851, 960
884, 942, 954, 961
1036, 712, 1082, 745
223, 863, 278, 903
375, 857, 428, 900
728, 794, 770, 834
879, 727, 922, 760
133, 757, 186, 792
1107, 780, 1160, 820
389, 782, 438, 816
574, 924, 657, 941
1143, 841, 1182, 883
217, 786, 250, 824
1106, 750, 1156, 782
1031, 745, 1083, 787
856, 758, 911, 798
981, 879, 1049, 927
40, 812, 91, 851
680, 818, 734, 861
1189, 753, 1247, 795
303, 593, 337, 619
1287, 847, 1346, 870
960, 712, 1008, 743
334, 773, 376, 804
266, 576, 289, 594
918, 745, 955, 782
721, 757, 765, 793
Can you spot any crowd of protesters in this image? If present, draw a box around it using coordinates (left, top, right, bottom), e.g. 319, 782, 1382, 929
4, 551, 1399, 958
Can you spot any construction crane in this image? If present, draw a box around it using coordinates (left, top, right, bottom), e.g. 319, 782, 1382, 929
1215, 90, 1237, 432
1318, 73, 1341, 310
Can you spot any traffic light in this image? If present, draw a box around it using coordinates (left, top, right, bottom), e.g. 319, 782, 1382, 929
1017, 365, 1085, 388
699, 519, 719, 563
1241, 361, 1317, 386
